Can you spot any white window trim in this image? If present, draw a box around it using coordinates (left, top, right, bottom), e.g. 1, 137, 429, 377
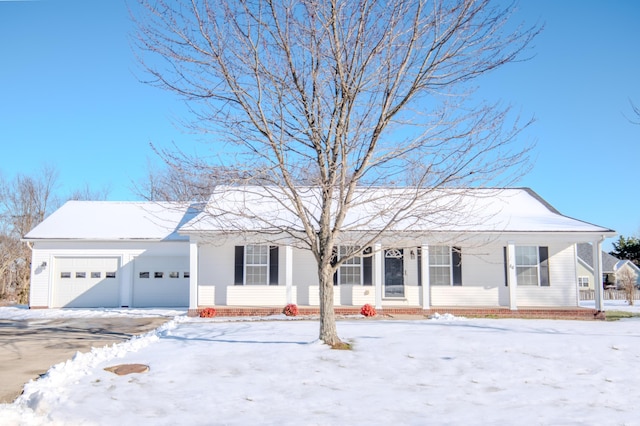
578, 276, 590, 288
429, 245, 453, 286
244, 245, 270, 286
338, 246, 363, 286
515, 246, 541, 286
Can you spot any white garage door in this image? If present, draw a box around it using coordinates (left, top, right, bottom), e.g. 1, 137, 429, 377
53, 257, 120, 308
132, 256, 189, 307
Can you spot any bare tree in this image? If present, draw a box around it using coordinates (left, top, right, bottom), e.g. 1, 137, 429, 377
68, 183, 111, 201
0, 166, 59, 303
132, 156, 249, 202
616, 266, 638, 306
133, 0, 539, 345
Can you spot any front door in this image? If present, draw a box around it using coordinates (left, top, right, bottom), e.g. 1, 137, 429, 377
384, 249, 404, 297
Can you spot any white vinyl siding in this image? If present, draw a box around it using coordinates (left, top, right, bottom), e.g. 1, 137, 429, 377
431, 286, 500, 307
198, 244, 234, 306
517, 244, 576, 307
227, 286, 297, 306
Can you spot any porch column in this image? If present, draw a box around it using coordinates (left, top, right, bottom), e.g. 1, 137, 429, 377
506, 241, 518, 310
593, 239, 604, 312
285, 245, 293, 304
189, 241, 199, 310
374, 243, 383, 309
421, 244, 430, 309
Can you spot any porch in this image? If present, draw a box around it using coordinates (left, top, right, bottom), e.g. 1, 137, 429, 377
187, 305, 602, 320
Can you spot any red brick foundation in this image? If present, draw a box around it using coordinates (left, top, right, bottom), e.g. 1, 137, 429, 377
188, 306, 603, 320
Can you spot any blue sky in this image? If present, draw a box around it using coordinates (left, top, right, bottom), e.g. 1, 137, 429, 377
1, 0, 639, 250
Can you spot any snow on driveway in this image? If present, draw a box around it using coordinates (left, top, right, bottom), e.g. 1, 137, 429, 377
1, 304, 639, 425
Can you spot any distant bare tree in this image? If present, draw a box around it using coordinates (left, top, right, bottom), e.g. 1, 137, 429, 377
133, 0, 539, 345
68, 183, 111, 201
0, 166, 59, 303
0, 234, 24, 301
133, 156, 246, 202
616, 266, 638, 306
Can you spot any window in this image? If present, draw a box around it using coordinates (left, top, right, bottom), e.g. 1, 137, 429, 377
106, 272, 116, 278
154, 272, 164, 279
183, 272, 190, 279
91, 272, 101, 279
169, 272, 180, 279
339, 246, 362, 285
578, 276, 589, 288
60, 272, 71, 279
428, 246, 462, 286
75, 272, 86, 279
515, 246, 549, 286
245, 245, 269, 285
234, 245, 278, 285
139, 272, 150, 279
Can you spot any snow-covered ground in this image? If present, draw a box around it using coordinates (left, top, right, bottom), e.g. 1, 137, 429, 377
1, 303, 639, 425
0, 305, 187, 320
579, 299, 640, 313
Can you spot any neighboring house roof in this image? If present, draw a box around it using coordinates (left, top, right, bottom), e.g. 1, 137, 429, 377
576, 243, 640, 279
614, 259, 640, 276
23, 201, 201, 241
576, 243, 619, 273
179, 186, 615, 235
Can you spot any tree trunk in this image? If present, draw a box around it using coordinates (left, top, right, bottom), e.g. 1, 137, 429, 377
318, 262, 341, 346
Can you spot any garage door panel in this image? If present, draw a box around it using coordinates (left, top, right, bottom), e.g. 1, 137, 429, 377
133, 256, 189, 307
53, 257, 120, 308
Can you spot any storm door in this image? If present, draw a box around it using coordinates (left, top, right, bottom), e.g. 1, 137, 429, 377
384, 248, 404, 297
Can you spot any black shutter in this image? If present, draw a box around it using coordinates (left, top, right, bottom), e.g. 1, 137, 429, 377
417, 248, 422, 286
331, 247, 338, 285
269, 246, 279, 285
539, 246, 550, 286
503, 247, 508, 287
234, 246, 244, 285
363, 247, 372, 286
452, 247, 462, 286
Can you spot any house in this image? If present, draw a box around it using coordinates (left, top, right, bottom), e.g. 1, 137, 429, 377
24, 187, 616, 313
576, 243, 640, 290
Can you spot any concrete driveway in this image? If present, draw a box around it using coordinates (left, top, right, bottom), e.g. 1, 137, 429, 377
0, 317, 168, 403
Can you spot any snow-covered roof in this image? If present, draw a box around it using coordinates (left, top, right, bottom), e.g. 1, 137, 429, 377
179, 186, 615, 235
24, 201, 200, 241
24, 187, 615, 242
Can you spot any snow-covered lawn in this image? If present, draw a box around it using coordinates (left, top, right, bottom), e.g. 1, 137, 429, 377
1, 304, 639, 425
579, 299, 640, 312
